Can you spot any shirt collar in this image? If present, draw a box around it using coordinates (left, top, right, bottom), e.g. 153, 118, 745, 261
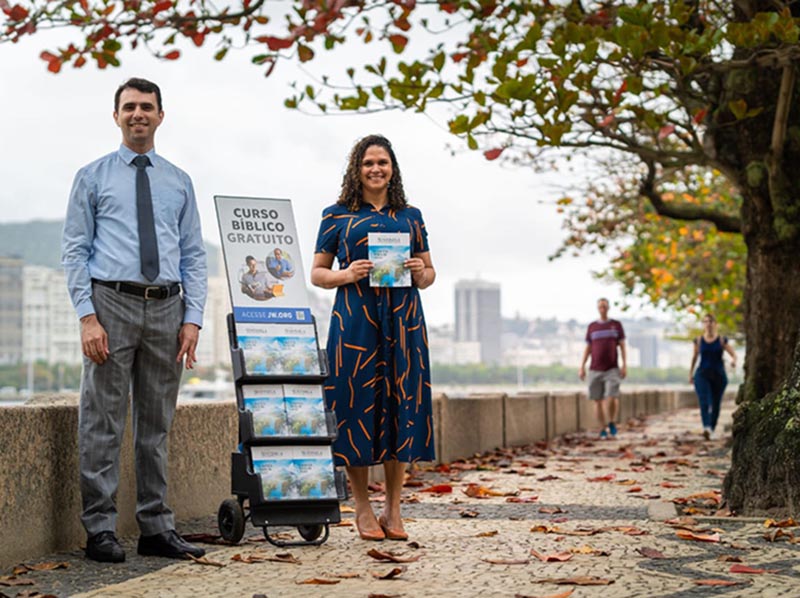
118, 144, 158, 166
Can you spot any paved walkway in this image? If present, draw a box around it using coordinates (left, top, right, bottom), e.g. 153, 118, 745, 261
5, 402, 800, 597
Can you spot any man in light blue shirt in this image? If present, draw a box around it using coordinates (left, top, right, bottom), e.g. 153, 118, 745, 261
266, 247, 295, 279
62, 78, 207, 563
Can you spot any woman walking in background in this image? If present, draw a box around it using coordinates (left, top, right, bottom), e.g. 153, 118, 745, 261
311, 134, 436, 541
689, 313, 737, 440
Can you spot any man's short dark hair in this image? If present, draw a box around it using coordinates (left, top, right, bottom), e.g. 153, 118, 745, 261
597, 297, 609, 305
245, 255, 256, 263
114, 78, 162, 112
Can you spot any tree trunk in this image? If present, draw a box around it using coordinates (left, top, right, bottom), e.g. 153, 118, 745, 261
723, 196, 800, 515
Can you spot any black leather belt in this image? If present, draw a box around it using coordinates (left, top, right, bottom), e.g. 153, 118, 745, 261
93, 279, 181, 300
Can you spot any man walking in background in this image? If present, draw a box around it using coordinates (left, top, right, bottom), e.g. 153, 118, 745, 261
62, 78, 207, 563
579, 298, 627, 439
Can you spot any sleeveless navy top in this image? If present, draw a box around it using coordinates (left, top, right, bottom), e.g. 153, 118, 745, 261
697, 336, 727, 372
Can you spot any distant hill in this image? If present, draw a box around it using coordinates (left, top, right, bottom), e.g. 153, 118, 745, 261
0, 219, 220, 276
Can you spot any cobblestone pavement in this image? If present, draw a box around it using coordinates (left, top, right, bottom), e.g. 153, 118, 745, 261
5, 402, 800, 598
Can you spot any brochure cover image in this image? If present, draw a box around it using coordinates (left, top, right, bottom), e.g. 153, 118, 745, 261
242, 385, 288, 436
251, 446, 300, 500
284, 384, 328, 436
368, 232, 411, 287
215, 196, 312, 324
237, 323, 320, 376
294, 446, 337, 500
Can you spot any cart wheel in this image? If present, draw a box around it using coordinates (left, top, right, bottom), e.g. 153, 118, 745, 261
297, 524, 324, 542
218, 498, 245, 544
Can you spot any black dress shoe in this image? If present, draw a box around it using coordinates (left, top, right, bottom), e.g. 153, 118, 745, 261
86, 531, 126, 563
137, 530, 206, 559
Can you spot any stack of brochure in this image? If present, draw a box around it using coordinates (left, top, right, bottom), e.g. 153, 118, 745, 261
243, 384, 327, 437
251, 445, 337, 501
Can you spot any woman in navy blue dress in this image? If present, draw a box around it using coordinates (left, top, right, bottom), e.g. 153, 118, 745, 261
689, 313, 737, 440
311, 135, 436, 541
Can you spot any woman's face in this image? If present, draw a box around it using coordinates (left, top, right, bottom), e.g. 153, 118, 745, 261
360, 145, 393, 196
703, 316, 715, 330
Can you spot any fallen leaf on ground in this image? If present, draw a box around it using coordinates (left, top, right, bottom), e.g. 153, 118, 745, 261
16, 592, 58, 598
676, 529, 721, 543
569, 545, 609, 556
181, 533, 229, 545
0, 577, 35, 587
694, 579, 744, 587
475, 530, 499, 538
187, 554, 225, 567
535, 576, 614, 586
367, 549, 420, 563
340, 505, 356, 513
636, 547, 667, 559
371, 566, 407, 580
530, 550, 573, 562
602, 526, 648, 536
515, 590, 574, 598
332, 521, 354, 527
232, 553, 267, 564
482, 557, 530, 565
586, 474, 615, 482
332, 572, 361, 578
537, 475, 561, 482
729, 564, 779, 574
717, 555, 743, 562
531, 525, 561, 534
265, 553, 301, 564
419, 484, 453, 494
506, 496, 539, 503
463, 483, 517, 498
764, 517, 798, 528
538, 507, 565, 514
368, 594, 402, 598
15, 562, 69, 572
296, 577, 341, 585
407, 541, 424, 548
616, 479, 638, 486
626, 486, 643, 493
659, 482, 685, 489
459, 509, 479, 518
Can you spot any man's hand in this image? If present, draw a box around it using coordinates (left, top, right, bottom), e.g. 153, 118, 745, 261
177, 323, 200, 370
81, 314, 109, 364
579, 366, 586, 381
620, 365, 627, 379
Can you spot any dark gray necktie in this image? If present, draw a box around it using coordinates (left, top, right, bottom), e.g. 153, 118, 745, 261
133, 155, 159, 281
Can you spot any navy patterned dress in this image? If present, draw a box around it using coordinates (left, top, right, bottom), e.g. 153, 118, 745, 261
314, 202, 435, 467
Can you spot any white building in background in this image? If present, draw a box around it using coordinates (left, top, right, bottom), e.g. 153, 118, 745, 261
454, 279, 502, 364
195, 275, 233, 368
22, 265, 82, 365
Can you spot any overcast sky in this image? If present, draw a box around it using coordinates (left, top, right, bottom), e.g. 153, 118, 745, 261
0, 30, 629, 327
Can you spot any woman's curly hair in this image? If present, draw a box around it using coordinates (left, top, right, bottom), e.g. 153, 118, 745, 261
337, 134, 408, 211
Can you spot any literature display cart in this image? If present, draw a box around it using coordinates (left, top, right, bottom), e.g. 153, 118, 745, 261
214, 196, 346, 547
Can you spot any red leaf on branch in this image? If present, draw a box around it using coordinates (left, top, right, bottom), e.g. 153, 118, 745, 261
164, 50, 181, 60
440, 2, 458, 14
152, 0, 172, 15
692, 108, 708, 124
388, 34, 408, 52
483, 148, 504, 161
612, 80, 627, 104
658, 125, 675, 140
297, 44, 314, 62
256, 36, 293, 51
599, 113, 615, 128
192, 32, 206, 46
8, 4, 28, 20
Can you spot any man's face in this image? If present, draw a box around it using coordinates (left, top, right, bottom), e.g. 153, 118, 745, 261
247, 259, 257, 273
114, 88, 163, 151
597, 300, 609, 319
274, 249, 282, 260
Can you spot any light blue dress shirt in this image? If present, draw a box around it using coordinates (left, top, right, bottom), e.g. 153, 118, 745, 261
62, 145, 207, 327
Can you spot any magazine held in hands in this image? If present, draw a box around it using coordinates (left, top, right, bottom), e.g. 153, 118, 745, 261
368, 232, 411, 287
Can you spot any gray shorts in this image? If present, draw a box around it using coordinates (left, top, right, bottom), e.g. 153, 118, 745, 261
587, 368, 621, 401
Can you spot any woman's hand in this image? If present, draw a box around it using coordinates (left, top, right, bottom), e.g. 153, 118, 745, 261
405, 257, 426, 276
345, 259, 373, 283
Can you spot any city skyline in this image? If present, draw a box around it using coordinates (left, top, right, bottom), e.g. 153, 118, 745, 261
0, 30, 637, 329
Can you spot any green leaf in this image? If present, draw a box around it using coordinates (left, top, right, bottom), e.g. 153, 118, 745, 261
214, 48, 228, 61
728, 99, 748, 120
467, 134, 478, 150
432, 51, 445, 72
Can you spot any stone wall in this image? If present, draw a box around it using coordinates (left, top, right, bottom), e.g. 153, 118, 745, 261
0, 388, 722, 567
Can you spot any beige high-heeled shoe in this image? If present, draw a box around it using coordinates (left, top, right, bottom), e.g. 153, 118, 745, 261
378, 515, 408, 541
355, 518, 386, 541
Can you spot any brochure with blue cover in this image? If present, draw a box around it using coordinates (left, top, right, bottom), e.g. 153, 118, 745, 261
284, 384, 328, 436
237, 322, 320, 376
242, 385, 289, 436
368, 232, 410, 287
251, 445, 336, 500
